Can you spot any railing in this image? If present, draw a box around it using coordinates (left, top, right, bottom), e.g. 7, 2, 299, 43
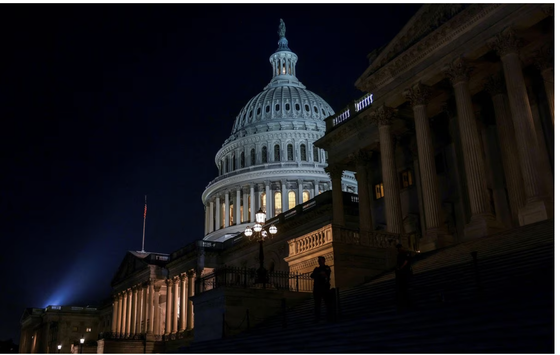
354, 93, 374, 112
336, 227, 402, 248
195, 266, 313, 294
288, 228, 332, 256
329, 92, 375, 130
332, 108, 350, 126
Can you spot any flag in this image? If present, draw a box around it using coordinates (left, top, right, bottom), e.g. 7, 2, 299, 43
143, 195, 147, 218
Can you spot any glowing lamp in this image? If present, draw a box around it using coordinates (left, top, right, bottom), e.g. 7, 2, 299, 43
244, 226, 253, 237
255, 209, 266, 224
58, 345, 62, 350
80, 337, 85, 344
269, 225, 277, 235
253, 223, 263, 233
261, 230, 268, 239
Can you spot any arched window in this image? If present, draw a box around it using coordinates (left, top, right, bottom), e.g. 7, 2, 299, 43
300, 144, 307, 161
251, 149, 256, 166
274, 192, 282, 216
232, 153, 236, 171
262, 146, 268, 163
274, 144, 280, 162
287, 144, 294, 161
313, 147, 319, 162
261, 193, 266, 210
303, 191, 310, 203
225, 156, 230, 173
288, 191, 296, 209
240, 152, 245, 168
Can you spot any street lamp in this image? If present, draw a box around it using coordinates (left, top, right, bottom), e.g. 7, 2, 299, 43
57, 344, 61, 353
244, 208, 278, 286
79, 336, 85, 354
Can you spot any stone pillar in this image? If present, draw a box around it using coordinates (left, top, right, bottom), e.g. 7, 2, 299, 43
298, 179, 303, 205
374, 105, 404, 234
142, 283, 149, 333
208, 201, 214, 233
325, 165, 345, 227
235, 188, 241, 225
314, 179, 319, 197
111, 296, 118, 334
404, 83, 445, 249
265, 181, 272, 217
120, 291, 127, 336
488, 29, 551, 225
353, 151, 373, 234
147, 281, 155, 334
445, 58, 497, 236
534, 44, 554, 125
187, 270, 195, 330
179, 274, 187, 332
485, 75, 525, 226
281, 180, 288, 212
215, 196, 221, 230
126, 288, 132, 337
165, 279, 172, 335
172, 277, 179, 334
242, 187, 249, 222
131, 286, 138, 336
153, 285, 161, 336
224, 192, 230, 227
135, 285, 143, 335
250, 184, 255, 222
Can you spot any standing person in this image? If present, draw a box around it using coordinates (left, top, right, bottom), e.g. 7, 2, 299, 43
395, 243, 413, 311
310, 256, 332, 322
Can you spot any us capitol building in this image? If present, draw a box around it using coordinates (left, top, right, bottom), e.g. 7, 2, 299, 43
20, 4, 553, 353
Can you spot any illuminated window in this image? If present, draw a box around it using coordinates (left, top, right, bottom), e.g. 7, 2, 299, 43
229, 204, 234, 225
274, 145, 280, 161
375, 183, 385, 199
287, 144, 294, 161
313, 147, 319, 162
240, 205, 244, 222
274, 192, 282, 216
248, 196, 251, 217
86, 328, 92, 333
250, 149, 256, 166
303, 191, 310, 203
300, 144, 307, 161
401, 170, 413, 188
282, 63, 286, 74
221, 203, 225, 228
262, 146, 268, 163
260, 193, 266, 210
288, 191, 296, 209
240, 152, 245, 168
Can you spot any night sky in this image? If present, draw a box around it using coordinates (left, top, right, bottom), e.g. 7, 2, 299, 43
0, 3, 421, 342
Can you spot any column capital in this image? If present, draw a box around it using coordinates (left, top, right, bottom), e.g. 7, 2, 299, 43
264, 180, 271, 187
484, 73, 506, 96
165, 278, 172, 286
126, 288, 132, 295
324, 164, 344, 179
373, 104, 397, 127
180, 273, 187, 282
404, 82, 432, 106
173, 276, 180, 284
154, 285, 161, 293
444, 57, 472, 85
187, 269, 195, 279
487, 28, 521, 57
297, 178, 303, 185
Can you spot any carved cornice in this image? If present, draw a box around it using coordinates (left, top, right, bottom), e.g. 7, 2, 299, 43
444, 57, 473, 85
487, 28, 521, 57
484, 74, 506, 96
403, 82, 432, 106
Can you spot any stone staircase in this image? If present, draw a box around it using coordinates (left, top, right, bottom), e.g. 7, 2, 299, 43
183, 220, 554, 353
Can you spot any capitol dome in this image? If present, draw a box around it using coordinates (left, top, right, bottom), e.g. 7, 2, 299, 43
201, 20, 357, 242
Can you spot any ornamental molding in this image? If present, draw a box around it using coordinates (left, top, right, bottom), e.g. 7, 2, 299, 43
444, 57, 473, 85
487, 27, 522, 57
360, 4, 501, 93
403, 82, 432, 106
374, 105, 398, 127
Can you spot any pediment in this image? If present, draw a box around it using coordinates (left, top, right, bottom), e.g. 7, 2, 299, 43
110, 251, 150, 287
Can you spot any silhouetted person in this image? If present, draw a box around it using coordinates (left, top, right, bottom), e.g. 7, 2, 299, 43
310, 256, 333, 322
395, 243, 412, 311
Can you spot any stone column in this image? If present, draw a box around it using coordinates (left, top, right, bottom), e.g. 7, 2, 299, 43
208, 201, 214, 233
325, 165, 345, 227
534, 45, 554, 125
187, 270, 195, 330
404, 83, 444, 249
485, 75, 525, 226
142, 283, 149, 333
242, 187, 249, 222
153, 285, 161, 336
179, 274, 187, 332
224, 192, 230, 227
135, 286, 143, 336
250, 184, 256, 222
120, 291, 127, 336
214, 196, 221, 230
488, 29, 551, 225
165, 279, 172, 335
445, 58, 497, 236
374, 105, 404, 234
281, 180, 288, 212
353, 151, 373, 234
297, 179, 303, 205
172, 277, 179, 334
235, 188, 241, 225
131, 286, 138, 336
111, 295, 118, 334
314, 180, 319, 197
204, 204, 209, 235
264, 181, 272, 217
126, 288, 132, 337
146, 281, 154, 334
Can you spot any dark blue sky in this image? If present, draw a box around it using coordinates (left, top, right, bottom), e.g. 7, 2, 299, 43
0, 3, 421, 342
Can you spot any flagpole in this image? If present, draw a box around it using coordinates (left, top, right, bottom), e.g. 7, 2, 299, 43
142, 195, 147, 253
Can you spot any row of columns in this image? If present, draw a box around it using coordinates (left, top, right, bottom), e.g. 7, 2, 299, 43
205, 179, 326, 235
164, 271, 195, 335
111, 280, 159, 338
327, 28, 553, 247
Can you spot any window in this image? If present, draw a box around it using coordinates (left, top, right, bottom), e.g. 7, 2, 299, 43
313, 147, 319, 162
266, 105, 270, 113
287, 144, 294, 161
86, 328, 92, 333
251, 149, 256, 165
257, 108, 261, 115
303, 191, 310, 203
288, 191, 296, 209
401, 170, 413, 188
275, 104, 280, 111
314, 106, 318, 113
232, 153, 236, 171
240, 152, 245, 168
225, 156, 229, 173
240, 205, 244, 222
300, 144, 307, 161
305, 104, 310, 112
295, 103, 300, 111
219, 161, 223, 175
221, 203, 225, 228
261, 193, 266, 210
274, 144, 280, 161
274, 192, 282, 216
229, 204, 234, 225
285, 103, 290, 111
262, 146, 268, 163
282, 63, 286, 74
322, 108, 326, 116
375, 183, 385, 199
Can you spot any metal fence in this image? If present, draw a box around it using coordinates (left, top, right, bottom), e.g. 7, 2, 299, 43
195, 267, 313, 294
